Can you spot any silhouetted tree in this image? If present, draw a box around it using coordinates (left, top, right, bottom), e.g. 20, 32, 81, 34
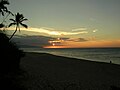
0, 0, 13, 30
0, 0, 9, 16
0, 31, 25, 72
0, 23, 4, 28
0, 0, 26, 73
9, 12, 28, 40
0, 0, 9, 29
0, 1, 27, 89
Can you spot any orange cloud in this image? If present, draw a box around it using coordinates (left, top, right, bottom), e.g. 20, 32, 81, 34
44, 40, 120, 48
65, 40, 120, 48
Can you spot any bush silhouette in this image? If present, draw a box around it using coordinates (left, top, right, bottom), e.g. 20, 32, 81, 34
0, 32, 25, 73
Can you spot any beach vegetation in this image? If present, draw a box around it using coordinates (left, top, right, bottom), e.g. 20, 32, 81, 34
0, 32, 25, 72
9, 12, 28, 40
0, 0, 26, 73
0, 0, 27, 89
0, 0, 10, 16
0, 0, 13, 29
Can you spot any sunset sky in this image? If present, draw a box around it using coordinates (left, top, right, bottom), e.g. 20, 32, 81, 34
6, 0, 120, 48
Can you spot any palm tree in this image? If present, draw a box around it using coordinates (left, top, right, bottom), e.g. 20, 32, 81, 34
0, 0, 13, 30
0, 0, 9, 16
8, 12, 28, 40
0, 0, 9, 28
0, 23, 4, 28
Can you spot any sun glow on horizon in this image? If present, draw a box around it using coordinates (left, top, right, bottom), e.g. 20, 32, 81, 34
43, 45, 70, 48
43, 39, 120, 48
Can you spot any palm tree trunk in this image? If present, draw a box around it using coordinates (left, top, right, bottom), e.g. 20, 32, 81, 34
9, 26, 17, 40
18, 25, 20, 32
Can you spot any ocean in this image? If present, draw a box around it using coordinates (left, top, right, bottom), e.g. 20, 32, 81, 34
22, 48, 120, 65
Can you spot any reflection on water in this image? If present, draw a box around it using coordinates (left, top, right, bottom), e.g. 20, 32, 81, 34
22, 48, 120, 64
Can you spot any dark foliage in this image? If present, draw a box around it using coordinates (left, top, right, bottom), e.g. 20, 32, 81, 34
0, 23, 4, 28
0, 0, 11, 16
0, 32, 25, 73
110, 85, 120, 90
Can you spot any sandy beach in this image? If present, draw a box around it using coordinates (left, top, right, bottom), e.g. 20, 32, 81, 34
20, 52, 120, 90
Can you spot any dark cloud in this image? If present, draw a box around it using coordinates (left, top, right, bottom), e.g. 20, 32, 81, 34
60, 38, 70, 40
12, 35, 54, 48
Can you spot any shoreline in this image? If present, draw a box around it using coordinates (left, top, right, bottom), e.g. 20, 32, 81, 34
21, 47, 120, 65
24, 51, 120, 65
20, 52, 120, 89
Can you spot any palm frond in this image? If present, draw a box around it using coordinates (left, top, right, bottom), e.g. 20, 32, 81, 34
21, 18, 28, 22
0, 23, 4, 28
19, 15, 24, 21
0, 0, 10, 16
9, 19, 15, 22
15, 13, 23, 22
8, 23, 16, 27
1, 0, 9, 5
2, 6, 7, 11
20, 23, 28, 28
8, 10, 14, 16
1, 10, 4, 16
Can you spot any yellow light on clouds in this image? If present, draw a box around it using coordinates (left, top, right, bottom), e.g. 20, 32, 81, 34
8, 27, 88, 36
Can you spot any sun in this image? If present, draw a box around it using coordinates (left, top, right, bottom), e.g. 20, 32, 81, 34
52, 43, 55, 46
